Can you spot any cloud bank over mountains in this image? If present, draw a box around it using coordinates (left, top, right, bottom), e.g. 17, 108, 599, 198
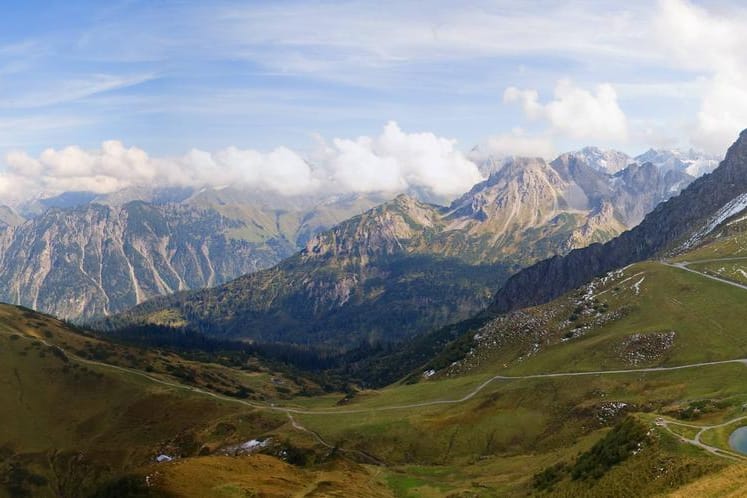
0, 122, 484, 204
0, 0, 744, 206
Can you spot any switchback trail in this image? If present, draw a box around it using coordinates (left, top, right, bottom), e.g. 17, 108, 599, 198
658, 416, 747, 462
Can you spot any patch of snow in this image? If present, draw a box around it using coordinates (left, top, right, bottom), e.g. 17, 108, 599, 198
632, 276, 645, 295
422, 369, 436, 379
682, 193, 747, 249
240, 439, 268, 451
634, 148, 719, 177
156, 454, 173, 463
704, 193, 747, 234
219, 438, 271, 456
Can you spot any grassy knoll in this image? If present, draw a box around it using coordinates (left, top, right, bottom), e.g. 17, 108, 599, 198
664, 464, 747, 497
0, 305, 310, 402
145, 454, 390, 497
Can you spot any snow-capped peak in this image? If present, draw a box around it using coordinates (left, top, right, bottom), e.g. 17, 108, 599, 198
564, 146, 632, 175
634, 148, 720, 177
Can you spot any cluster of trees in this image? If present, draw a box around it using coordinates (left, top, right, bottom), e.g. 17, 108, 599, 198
99, 302, 497, 390
533, 417, 649, 491
103, 323, 394, 391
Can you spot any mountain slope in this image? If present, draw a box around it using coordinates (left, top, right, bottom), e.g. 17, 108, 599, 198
104, 155, 691, 348
0, 201, 293, 319
0, 205, 23, 230
103, 195, 509, 346
0, 192, 386, 321
490, 129, 747, 315
0, 304, 288, 497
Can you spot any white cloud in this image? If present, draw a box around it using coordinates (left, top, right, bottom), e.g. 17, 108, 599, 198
504, 79, 629, 142
0, 73, 156, 109
654, 0, 747, 153
0, 122, 484, 205
313, 121, 483, 198
205, 2, 655, 87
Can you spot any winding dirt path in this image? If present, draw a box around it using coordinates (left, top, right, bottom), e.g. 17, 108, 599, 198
12, 257, 747, 462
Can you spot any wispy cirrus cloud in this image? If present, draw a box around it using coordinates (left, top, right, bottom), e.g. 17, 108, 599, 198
0, 0, 746, 166
0, 73, 156, 109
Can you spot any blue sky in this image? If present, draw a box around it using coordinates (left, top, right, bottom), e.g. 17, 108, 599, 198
1, 0, 746, 202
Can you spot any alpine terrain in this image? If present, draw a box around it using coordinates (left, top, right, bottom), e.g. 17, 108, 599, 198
103, 153, 692, 347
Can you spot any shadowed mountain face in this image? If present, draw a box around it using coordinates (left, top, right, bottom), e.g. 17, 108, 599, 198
490, 129, 747, 315
103, 155, 693, 348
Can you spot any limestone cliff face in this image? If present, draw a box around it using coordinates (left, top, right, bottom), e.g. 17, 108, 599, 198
0, 191, 387, 321
0, 202, 288, 320
563, 202, 625, 252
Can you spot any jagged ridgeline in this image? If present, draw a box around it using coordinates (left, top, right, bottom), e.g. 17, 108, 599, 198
491, 129, 747, 314
102, 155, 690, 347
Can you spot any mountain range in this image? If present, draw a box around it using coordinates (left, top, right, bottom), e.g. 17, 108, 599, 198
101, 152, 693, 347
0, 191, 386, 320
0, 146, 707, 329
2, 133, 747, 498
490, 130, 747, 315
473, 146, 719, 177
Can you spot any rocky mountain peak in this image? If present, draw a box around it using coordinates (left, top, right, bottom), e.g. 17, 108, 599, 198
490, 128, 747, 315
568, 147, 632, 174
301, 193, 439, 263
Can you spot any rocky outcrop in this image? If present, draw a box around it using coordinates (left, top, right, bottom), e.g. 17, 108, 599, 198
490, 129, 747, 315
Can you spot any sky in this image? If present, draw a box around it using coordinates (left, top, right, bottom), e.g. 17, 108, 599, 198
1, 0, 747, 204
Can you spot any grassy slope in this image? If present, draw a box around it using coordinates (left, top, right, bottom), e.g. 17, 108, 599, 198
275, 225, 747, 495
143, 455, 391, 498
0, 304, 333, 498
9, 216, 747, 496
